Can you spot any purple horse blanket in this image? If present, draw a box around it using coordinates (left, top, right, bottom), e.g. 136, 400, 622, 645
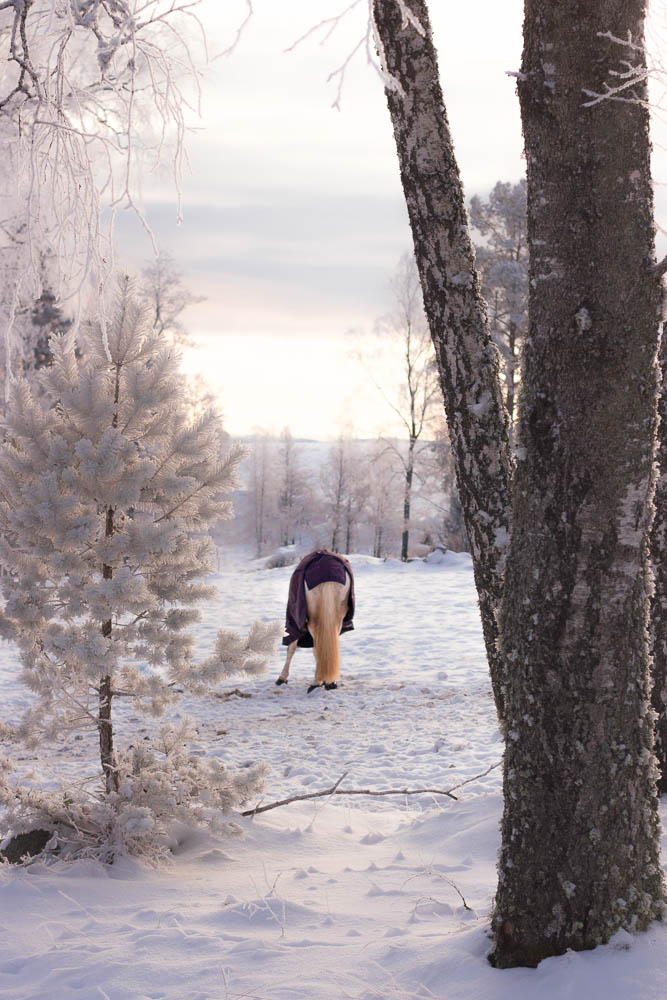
282, 550, 355, 648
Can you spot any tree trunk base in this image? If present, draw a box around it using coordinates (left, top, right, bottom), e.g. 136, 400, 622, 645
0, 828, 54, 864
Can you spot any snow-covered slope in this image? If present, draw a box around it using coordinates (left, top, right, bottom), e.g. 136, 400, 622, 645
1, 552, 666, 1000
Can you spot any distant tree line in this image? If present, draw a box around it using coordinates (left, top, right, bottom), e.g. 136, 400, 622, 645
223, 426, 465, 561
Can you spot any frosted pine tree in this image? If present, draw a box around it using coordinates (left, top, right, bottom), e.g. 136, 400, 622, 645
0, 279, 279, 861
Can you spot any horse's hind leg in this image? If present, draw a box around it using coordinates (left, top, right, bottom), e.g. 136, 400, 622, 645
307, 647, 321, 693
306, 579, 350, 690
276, 640, 297, 685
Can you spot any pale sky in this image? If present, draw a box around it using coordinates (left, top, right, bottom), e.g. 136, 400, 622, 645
117, 0, 667, 440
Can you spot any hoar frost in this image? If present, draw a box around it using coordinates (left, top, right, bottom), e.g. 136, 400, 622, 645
0, 279, 281, 861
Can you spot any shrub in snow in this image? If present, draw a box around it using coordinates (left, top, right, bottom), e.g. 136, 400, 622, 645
265, 545, 298, 569
0, 279, 280, 861
0, 722, 268, 864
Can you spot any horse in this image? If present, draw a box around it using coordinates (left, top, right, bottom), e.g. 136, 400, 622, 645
275, 550, 354, 693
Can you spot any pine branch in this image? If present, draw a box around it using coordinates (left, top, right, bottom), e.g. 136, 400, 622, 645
153, 445, 245, 523
241, 763, 502, 817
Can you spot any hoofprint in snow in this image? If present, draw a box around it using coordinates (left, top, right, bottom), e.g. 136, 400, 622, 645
1, 552, 667, 1000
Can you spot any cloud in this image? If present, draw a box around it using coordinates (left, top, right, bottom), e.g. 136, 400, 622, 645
112, 0, 529, 436
115, 185, 412, 337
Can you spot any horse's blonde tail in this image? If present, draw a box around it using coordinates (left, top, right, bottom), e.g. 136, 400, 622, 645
306, 577, 350, 685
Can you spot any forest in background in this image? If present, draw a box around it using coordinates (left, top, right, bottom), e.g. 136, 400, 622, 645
224, 431, 466, 562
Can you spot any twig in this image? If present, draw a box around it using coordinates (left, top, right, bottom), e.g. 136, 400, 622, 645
443, 760, 502, 794
404, 868, 473, 911
243, 772, 349, 816
655, 254, 667, 279
241, 763, 502, 817
214, 688, 252, 700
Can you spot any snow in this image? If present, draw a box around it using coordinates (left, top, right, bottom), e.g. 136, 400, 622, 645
2, 551, 667, 999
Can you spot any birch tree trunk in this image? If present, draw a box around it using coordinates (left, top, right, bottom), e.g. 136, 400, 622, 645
345, 498, 353, 554
400, 441, 414, 561
372, 0, 513, 722
492, 0, 664, 966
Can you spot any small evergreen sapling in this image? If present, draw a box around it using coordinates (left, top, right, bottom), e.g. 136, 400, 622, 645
0, 280, 279, 860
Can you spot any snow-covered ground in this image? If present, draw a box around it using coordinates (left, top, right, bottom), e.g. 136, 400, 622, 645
2, 551, 667, 1000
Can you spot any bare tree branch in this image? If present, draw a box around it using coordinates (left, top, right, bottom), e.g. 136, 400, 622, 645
241, 762, 502, 817
0, 0, 210, 380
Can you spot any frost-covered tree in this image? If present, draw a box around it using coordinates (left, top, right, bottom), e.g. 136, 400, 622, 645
139, 249, 214, 422
367, 440, 401, 559
247, 428, 278, 557
422, 418, 467, 552
321, 435, 349, 552
470, 181, 528, 429
321, 434, 368, 553
140, 251, 204, 346
0, 279, 279, 859
0, 230, 72, 387
277, 427, 310, 548
28, 284, 72, 371
0, 0, 207, 381
374, 254, 441, 561
340, 441, 370, 554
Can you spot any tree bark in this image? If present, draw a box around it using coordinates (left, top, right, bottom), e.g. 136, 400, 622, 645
99, 362, 121, 795
651, 331, 667, 792
373, 0, 513, 722
492, 0, 664, 966
374, 523, 383, 559
99, 507, 118, 795
507, 320, 517, 430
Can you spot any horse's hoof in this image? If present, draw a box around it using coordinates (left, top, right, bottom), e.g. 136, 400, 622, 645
307, 683, 322, 693
324, 682, 338, 691
275, 677, 288, 686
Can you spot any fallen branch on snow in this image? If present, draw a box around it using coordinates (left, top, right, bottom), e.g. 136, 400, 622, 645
214, 688, 253, 700
241, 761, 502, 817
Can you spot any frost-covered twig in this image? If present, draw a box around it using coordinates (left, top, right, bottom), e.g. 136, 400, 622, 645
327, 35, 365, 111
582, 29, 654, 107
285, 1, 363, 54
285, 0, 426, 110
218, 0, 254, 59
